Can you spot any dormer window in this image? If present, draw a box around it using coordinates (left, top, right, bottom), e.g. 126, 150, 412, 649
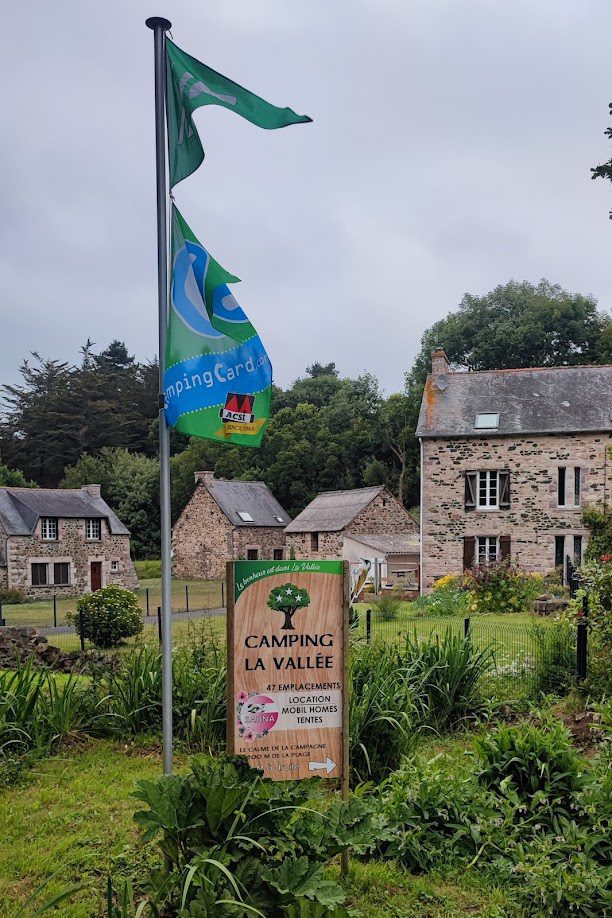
86, 518, 101, 541
475, 413, 499, 430
237, 511, 254, 522
40, 518, 58, 541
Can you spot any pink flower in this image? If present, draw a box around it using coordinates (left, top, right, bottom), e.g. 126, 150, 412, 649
245, 731, 255, 741
237, 691, 248, 703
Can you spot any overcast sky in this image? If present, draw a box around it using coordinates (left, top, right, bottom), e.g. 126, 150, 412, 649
1, 0, 610, 396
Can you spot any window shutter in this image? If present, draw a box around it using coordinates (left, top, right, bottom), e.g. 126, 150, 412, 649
500, 535, 511, 560
499, 470, 510, 509
464, 471, 477, 510
463, 536, 475, 570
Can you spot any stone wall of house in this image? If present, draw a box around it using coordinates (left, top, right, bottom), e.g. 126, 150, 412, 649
284, 530, 344, 560
421, 432, 611, 589
6, 518, 138, 598
0, 518, 8, 591
286, 489, 417, 561
172, 484, 233, 581
349, 489, 418, 535
232, 527, 286, 562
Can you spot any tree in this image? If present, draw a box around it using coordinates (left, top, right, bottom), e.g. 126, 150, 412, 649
267, 583, 311, 630
408, 280, 609, 387
63, 448, 160, 558
380, 393, 415, 506
306, 361, 339, 378
591, 102, 612, 218
0, 461, 33, 487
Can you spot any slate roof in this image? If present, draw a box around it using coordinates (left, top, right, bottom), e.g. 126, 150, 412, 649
205, 479, 290, 528
285, 487, 385, 533
416, 365, 612, 439
348, 534, 420, 555
0, 488, 130, 536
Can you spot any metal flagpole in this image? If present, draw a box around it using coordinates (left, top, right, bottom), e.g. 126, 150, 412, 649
146, 15, 173, 775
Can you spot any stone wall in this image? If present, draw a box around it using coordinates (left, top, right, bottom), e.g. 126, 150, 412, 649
349, 488, 418, 535
5, 518, 138, 598
285, 530, 344, 560
172, 484, 233, 580
232, 526, 286, 562
172, 482, 287, 579
286, 488, 418, 560
421, 432, 611, 589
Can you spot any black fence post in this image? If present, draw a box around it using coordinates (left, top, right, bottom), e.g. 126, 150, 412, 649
221, 581, 225, 608
464, 616, 471, 639
366, 608, 372, 644
78, 609, 86, 652
145, 587, 150, 615
0, 601, 4, 627
53, 595, 57, 628
157, 606, 162, 645
185, 584, 189, 613
577, 592, 588, 683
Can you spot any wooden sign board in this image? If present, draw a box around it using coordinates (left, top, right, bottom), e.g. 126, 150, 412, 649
227, 559, 348, 781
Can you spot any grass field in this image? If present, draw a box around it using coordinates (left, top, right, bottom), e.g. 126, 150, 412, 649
0, 740, 513, 917
1, 577, 224, 629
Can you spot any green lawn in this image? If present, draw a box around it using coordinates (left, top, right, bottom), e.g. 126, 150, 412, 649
1, 577, 224, 629
0, 740, 513, 917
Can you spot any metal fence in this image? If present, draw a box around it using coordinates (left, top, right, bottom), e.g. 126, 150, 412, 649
353, 609, 578, 700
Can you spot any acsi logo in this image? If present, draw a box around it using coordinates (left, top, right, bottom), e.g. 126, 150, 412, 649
220, 393, 255, 424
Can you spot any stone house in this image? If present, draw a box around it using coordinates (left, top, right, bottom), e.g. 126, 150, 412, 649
416, 349, 612, 590
284, 486, 418, 561
0, 485, 138, 598
172, 471, 291, 580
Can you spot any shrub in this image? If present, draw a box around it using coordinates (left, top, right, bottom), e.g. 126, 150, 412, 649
466, 561, 544, 615
0, 587, 25, 604
68, 585, 143, 648
125, 754, 374, 915
410, 586, 470, 618
375, 592, 403, 621
473, 720, 587, 816
565, 559, 612, 696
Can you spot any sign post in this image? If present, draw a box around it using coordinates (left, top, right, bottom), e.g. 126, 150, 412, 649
227, 559, 349, 784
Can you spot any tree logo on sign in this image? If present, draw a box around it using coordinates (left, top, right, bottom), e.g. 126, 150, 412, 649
267, 583, 311, 630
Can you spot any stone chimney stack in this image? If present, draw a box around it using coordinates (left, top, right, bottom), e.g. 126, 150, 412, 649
194, 470, 215, 486
431, 348, 450, 378
81, 484, 101, 498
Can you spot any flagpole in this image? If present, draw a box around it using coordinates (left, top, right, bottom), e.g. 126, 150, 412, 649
146, 14, 173, 775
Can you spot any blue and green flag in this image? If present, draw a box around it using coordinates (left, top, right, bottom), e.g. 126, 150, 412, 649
166, 39, 312, 187
164, 206, 272, 446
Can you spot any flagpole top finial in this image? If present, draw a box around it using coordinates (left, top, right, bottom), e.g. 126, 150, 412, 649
146, 16, 172, 31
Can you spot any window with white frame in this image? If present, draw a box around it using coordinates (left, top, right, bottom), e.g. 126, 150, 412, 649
477, 471, 498, 508
86, 518, 101, 540
40, 518, 58, 541
110, 560, 119, 572
477, 536, 498, 565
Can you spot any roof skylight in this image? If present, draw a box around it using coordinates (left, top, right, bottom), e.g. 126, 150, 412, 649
275, 515, 284, 523
475, 413, 499, 430
237, 511, 254, 522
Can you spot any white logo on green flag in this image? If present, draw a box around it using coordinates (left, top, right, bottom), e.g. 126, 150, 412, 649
166, 39, 312, 187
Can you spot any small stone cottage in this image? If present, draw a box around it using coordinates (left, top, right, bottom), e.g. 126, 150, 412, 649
0, 485, 138, 598
342, 533, 421, 589
284, 486, 418, 560
172, 471, 291, 580
416, 349, 612, 590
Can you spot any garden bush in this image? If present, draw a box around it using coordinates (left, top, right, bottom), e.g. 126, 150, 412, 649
68, 585, 143, 648
473, 720, 587, 816
0, 587, 25, 604
566, 559, 612, 696
119, 753, 374, 915
374, 592, 404, 621
410, 576, 470, 617
465, 560, 544, 615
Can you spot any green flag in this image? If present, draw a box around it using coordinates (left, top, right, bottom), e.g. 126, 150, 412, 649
164, 206, 272, 446
166, 39, 312, 187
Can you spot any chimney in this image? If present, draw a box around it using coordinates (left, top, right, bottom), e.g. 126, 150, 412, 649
194, 470, 215, 486
81, 484, 101, 498
431, 348, 450, 378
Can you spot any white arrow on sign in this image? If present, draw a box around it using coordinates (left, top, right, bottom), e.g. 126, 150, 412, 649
309, 757, 336, 775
